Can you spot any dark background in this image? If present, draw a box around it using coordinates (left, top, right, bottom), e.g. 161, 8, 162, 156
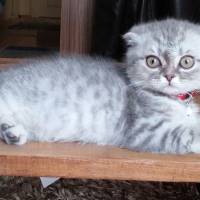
92, 0, 200, 60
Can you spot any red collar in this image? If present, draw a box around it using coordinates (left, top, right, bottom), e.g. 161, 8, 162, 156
176, 91, 199, 101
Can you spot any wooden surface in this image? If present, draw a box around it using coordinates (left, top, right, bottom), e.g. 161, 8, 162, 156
60, 0, 94, 55
0, 58, 23, 64
0, 58, 24, 69
1, 141, 200, 182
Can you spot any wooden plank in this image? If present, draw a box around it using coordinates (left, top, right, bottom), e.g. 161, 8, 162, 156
60, 0, 94, 55
0, 58, 23, 64
0, 141, 200, 182
0, 58, 24, 69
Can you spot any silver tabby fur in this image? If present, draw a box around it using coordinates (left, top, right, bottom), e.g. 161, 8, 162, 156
1, 19, 200, 154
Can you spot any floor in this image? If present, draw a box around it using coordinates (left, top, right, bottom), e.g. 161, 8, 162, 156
0, 177, 199, 200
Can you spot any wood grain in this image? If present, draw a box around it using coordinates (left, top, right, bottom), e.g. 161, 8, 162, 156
0, 58, 23, 64
0, 58, 25, 69
0, 141, 200, 182
60, 0, 94, 55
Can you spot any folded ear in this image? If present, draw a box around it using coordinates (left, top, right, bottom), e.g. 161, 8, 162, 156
123, 32, 140, 47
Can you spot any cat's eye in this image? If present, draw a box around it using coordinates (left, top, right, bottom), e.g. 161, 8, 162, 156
179, 56, 194, 69
146, 56, 161, 68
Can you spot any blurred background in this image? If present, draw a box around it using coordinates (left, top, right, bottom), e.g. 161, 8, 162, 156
1, 0, 200, 60
92, 0, 200, 60
0, 0, 61, 58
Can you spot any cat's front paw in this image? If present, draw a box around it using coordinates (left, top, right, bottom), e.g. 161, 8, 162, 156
190, 141, 200, 153
187, 134, 200, 153
1, 123, 27, 145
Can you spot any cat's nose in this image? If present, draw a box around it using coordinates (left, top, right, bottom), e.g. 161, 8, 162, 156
164, 74, 175, 82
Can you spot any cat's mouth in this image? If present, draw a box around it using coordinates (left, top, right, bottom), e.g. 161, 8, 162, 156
161, 86, 200, 98
176, 91, 199, 101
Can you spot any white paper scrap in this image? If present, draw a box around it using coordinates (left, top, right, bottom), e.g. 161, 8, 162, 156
40, 177, 60, 188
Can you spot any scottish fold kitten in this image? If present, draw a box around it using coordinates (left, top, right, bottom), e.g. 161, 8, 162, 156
0, 19, 200, 154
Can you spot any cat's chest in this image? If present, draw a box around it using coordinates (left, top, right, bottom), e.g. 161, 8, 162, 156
164, 99, 200, 128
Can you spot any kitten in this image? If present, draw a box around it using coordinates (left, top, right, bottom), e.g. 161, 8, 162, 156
1, 19, 200, 154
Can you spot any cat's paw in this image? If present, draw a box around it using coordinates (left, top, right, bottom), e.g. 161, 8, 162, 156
188, 134, 200, 153
190, 142, 200, 153
1, 123, 27, 145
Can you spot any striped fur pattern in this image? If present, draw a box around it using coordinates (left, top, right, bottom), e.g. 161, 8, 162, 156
0, 57, 127, 146
0, 19, 200, 154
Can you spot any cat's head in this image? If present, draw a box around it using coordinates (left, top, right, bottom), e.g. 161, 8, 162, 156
124, 19, 200, 95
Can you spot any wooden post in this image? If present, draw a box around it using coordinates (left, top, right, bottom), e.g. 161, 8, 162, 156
60, 0, 94, 55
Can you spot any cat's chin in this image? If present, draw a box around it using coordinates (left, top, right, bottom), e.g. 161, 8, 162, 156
158, 87, 182, 96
